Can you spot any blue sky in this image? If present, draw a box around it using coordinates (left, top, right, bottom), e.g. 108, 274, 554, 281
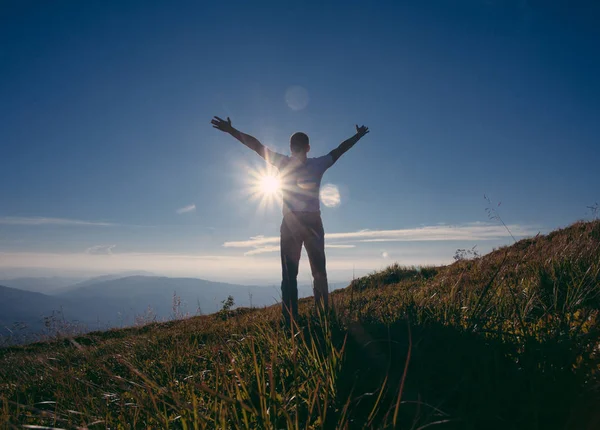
1, 1, 598, 283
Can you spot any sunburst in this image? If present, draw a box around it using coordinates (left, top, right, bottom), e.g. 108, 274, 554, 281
246, 164, 282, 213
259, 174, 281, 195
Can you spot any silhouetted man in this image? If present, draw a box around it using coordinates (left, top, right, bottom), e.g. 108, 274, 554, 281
212, 116, 369, 324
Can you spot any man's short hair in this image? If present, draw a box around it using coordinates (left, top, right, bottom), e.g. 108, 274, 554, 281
290, 132, 309, 153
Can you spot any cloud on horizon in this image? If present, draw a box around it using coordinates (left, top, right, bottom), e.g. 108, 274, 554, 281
176, 204, 196, 214
0, 216, 115, 227
243, 243, 356, 256
0, 223, 542, 283
224, 222, 540, 255
0, 248, 451, 284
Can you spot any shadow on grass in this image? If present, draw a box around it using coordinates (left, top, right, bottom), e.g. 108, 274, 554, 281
319, 317, 598, 429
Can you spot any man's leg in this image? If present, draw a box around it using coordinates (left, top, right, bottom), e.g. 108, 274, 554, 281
304, 214, 329, 311
280, 215, 302, 325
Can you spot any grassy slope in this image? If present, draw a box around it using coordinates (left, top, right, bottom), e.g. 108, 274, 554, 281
1, 220, 599, 429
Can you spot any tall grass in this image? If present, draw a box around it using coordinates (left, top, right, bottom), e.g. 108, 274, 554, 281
1, 220, 599, 429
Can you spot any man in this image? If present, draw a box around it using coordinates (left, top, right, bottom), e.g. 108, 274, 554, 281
211, 116, 369, 323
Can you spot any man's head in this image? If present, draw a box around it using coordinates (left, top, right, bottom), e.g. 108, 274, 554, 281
290, 132, 310, 154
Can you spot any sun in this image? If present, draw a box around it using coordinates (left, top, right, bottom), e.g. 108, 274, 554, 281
243, 163, 283, 213
260, 174, 281, 195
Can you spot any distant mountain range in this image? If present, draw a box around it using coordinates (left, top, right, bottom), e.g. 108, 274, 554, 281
0, 273, 348, 342
0, 276, 84, 294
0, 270, 155, 294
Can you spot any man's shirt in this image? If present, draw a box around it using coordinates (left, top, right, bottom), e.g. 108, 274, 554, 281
264, 149, 334, 215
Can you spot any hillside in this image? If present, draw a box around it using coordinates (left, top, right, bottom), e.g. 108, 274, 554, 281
1, 220, 599, 429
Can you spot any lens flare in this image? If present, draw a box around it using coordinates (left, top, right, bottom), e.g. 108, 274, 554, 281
285, 85, 309, 111
320, 183, 341, 207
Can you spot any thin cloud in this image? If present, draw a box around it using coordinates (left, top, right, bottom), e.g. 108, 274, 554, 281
244, 243, 355, 256
224, 223, 540, 251
0, 216, 114, 226
224, 235, 280, 248
245, 246, 280, 256
176, 204, 196, 214
244, 244, 356, 255
85, 245, 116, 255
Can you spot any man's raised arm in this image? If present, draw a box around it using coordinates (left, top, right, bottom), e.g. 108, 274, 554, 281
329, 124, 370, 163
211, 116, 268, 158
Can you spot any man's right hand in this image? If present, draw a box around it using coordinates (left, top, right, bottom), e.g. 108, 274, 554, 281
356, 124, 369, 138
211, 116, 234, 133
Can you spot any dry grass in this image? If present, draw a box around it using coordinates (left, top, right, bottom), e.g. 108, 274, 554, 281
1, 220, 599, 429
